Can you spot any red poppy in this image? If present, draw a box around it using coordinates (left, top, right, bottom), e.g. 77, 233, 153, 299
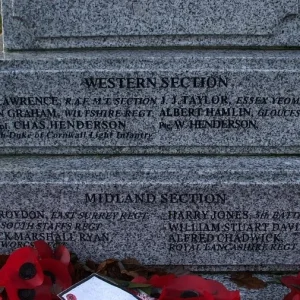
0, 247, 44, 300
158, 275, 240, 300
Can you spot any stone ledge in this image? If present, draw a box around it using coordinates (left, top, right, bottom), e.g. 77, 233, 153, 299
204, 273, 290, 300
2, 0, 300, 50
1, 50, 300, 154
0, 156, 299, 271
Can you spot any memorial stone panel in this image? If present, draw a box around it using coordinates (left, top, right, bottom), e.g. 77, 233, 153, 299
2, 0, 300, 275
1, 156, 300, 271
2, 0, 300, 49
1, 51, 300, 154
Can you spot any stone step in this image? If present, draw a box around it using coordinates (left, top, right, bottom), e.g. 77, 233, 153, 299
203, 273, 290, 300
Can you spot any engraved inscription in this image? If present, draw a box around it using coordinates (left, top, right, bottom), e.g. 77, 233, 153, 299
0, 190, 299, 262
167, 210, 299, 253
1, 73, 300, 149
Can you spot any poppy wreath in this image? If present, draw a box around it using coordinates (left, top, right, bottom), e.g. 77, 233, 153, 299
0, 241, 72, 300
0, 241, 297, 300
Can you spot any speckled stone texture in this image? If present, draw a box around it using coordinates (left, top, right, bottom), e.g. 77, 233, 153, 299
1, 50, 300, 154
2, 0, 300, 49
0, 156, 300, 271
204, 274, 290, 300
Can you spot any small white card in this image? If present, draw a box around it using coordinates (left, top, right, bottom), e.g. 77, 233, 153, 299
58, 274, 140, 300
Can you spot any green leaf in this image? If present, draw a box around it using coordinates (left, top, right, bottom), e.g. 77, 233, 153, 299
127, 282, 152, 289
138, 287, 152, 296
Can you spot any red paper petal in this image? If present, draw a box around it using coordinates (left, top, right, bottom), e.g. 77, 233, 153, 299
162, 275, 206, 289
284, 291, 300, 300
34, 276, 52, 300
54, 245, 70, 266
284, 293, 293, 300
202, 291, 216, 300
282, 275, 300, 289
5, 284, 20, 300
40, 259, 72, 290
132, 276, 148, 284
34, 293, 52, 300
34, 241, 53, 259
149, 274, 176, 288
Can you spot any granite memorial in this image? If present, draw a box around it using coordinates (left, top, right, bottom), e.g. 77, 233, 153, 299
1, 0, 300, 271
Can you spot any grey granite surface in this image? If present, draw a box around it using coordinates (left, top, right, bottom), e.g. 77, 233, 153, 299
1, 50, 300, 154
1, 156, 300, 271
2, 0, 300, 49
205, 274, 290, 300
